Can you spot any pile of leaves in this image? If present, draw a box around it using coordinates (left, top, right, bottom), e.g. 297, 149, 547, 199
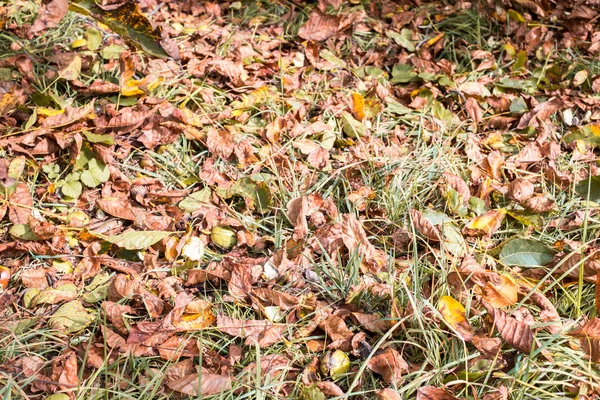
1, 0, 600, 398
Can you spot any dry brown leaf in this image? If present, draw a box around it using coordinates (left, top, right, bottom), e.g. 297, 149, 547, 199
522, 195, 555, 212
158, 336, 200, 360
517, 97, 564, 129
366, 347, 408, 384
443, 172, 471, 203
486, 305, 536, 354
341, 213, 387, 273
216, 315, 284, 348
253, 288, 298, 310
107, 274, 139, 301
30, 0, 68, 34
480, 275, 519, 308
351, 312, 391, 333
119, 51, 135, 88
376, 388, 402, 400
472, 334, 503, 360
508, 179, 535, 202
409, 209, 441, 242
316, 381, 344, 396
8, 183, 33, 225
102, 301, 135, 335
482, 386, 509, 400
96, 197, 138, 221
298, 11, 343, 41
167, 373, 232, 396
319, 315, 354, 343
596, 270, 600, 316
416, 386, 460, 400
520, 284, 562, 335
462, 209, 506, 237
41, 101, 95, 128
569, 318, 600, 362
206, 128, 234, 159
465, 97, 483, 125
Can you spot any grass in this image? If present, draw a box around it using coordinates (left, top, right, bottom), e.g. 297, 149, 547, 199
1, 0, 600, 399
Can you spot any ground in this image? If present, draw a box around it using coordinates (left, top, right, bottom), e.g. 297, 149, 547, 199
1, 0, 600, 399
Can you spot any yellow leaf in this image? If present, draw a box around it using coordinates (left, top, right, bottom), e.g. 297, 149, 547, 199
352, 92, 365, 120
426, 32, 445, 47
463, 209, 506, 237
438, 296, 473, 341
507, 9, 526, 23
504, 42, 517, 58
481, 275, 519, 308
71, 38, 87, 48
37, 107, 64, 117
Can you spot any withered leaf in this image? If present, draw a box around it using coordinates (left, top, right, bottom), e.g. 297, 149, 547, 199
409, 209, 441, 242
367, 347, 408, 384
30, 0, 68, 34
167, 373, 232, 396
569, 318, 600, 362
486, 304, 536, 354
416, 386, 460, 400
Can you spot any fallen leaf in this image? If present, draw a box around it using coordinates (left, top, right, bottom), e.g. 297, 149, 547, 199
167, 373, 232, 396
480, 275, 519, 308
30, 0, 68, 34
438, 296, 473, 341
462, 209, 506, 237
569, 318, 600, 362
409, 209, 441, 241
485, 304, 536, 354
367, 347, 408, 384
416, 386, 460, 400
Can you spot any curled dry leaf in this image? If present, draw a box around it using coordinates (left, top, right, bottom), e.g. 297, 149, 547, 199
485, 303, 536, 354
516, 97, 564, 129
416, 386, 460, 400
367, 347, 409, 384
341, 213, 387, 273
8, 183, 32, 225
298, 11, 343, 41
376, 388, 402, 400
508, 179, 534, 202
443, 172, 471, 203
480, 275, 519, 308
520, 283, 562, 334
30, 0, 68, 34
438, 296, 473, 341
216, 315, 284, 348
96, 196, 138, 221
409, 209, 441, 242
472, 334, 503, 360
462, 209, 506, 237
482, 386, 509, 400
167, 373, 232, 397
569, 318, 600, 362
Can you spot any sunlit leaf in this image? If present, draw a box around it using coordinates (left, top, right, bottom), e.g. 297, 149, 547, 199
499, 238, 555, 267
101, 230, 172, 250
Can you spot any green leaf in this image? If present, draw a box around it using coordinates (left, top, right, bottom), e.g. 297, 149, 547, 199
48, 301, 95, 333
84, 131, 115, 145
341, 111, 368, 138
9, 224, 38, 241
102, 230, 172, 250
86, 27, 102, 51
178, 187, 212, 213
80, 159, 110, 188
100, 44, 126, 60
440, 223, 467, 257
69, 0, 169, 58
575, 175, 600, 203
500, 238, 555, 267
390, 63, 419, 84
61, 179, 82, 199
386, 29, 415, 52
75, 143, 95, 169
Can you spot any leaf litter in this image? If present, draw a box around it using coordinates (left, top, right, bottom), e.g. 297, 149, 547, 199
1, 0, 600, 398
